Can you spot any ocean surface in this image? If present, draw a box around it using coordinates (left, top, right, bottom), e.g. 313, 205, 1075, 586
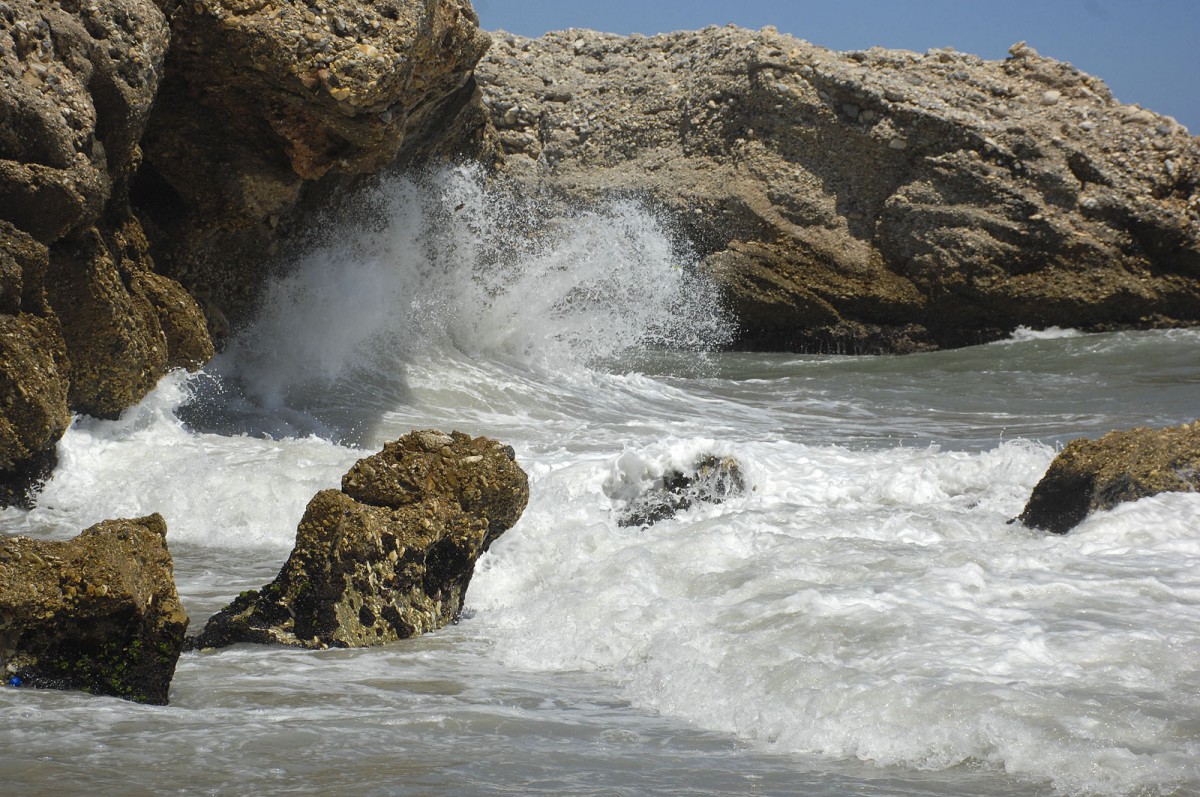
2, 168, 1198, 797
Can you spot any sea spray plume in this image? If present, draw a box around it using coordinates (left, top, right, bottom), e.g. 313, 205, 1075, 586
416, 166, 733, 367
183, 166, 732, 442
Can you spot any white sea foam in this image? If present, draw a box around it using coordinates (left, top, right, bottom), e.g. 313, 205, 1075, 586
2, 162, 1199, 797
469, 435, 1200, 795
1000, 326, 1085, 344
209, 166, 729, 431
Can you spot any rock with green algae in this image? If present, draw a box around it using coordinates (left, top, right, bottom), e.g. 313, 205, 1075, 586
1017, 422, 1200, 534
0, 514, 189, 705
189, 430, 529, 650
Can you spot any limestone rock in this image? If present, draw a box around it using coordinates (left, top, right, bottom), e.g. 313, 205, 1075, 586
137, 0, 500, 331
0, 223, 70, 507
478, 28, 1200, 353
189, 430, 529, 650
0, 1, 213, 497
617, 455, 746, 528
1018, 422, 1200, 534
0, 514, 188, 704
46, 214, 212, 419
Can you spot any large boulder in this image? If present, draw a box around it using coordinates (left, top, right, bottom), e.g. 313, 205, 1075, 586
0, 514, 189, 704
0, 0, 213, 500
136, 0, 501, 332
190, 430, 528, 650
1018, 422, 1200, 534
478, 28, 1200, 353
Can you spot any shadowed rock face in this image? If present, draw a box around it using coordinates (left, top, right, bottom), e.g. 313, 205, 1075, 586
0, 514, 189, 704
0, 0, 213, 504
189, 430, 529, 650
478, 27, 1200, 353
1018, 422, 1200, 534
136, 0, 501, 333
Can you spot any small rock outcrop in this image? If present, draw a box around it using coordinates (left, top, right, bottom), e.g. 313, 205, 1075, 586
190, 430, 528, 650
618, 455, 745, 528
136, 0, 501, 332
1018, 422, 1200, 534
478, 28, 1200, 353
0, 514, 188, 704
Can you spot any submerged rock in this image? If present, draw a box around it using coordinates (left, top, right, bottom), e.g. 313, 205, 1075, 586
0, 514, 188, 704
618, 455, 746, 528
479, 28, 1200, 353
1018, 422, 1200, 534
190, 430, 529, 650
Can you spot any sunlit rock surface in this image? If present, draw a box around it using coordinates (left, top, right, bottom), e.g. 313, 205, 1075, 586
1019, 422, 1200, 534
479, 27, 1200, 353
190, 430, 529, 650
0, 514, 188, 704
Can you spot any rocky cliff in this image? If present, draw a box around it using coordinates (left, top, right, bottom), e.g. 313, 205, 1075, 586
0, 0, 213, 505
1, 0, 499, 506
134, 0, 500, 333
477, 27, 1200, 352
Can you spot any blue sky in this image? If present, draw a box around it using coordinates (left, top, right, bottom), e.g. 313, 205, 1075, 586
474, 0, 1199, 133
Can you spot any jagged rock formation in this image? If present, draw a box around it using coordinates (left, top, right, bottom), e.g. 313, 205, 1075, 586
478, 27, 1200, 352
1018, 422, 1200, 534
1, 0, 500, 505
617, 455, 745, 528
189, 430, 528, 650
135, 0, 501, 332
0, 514, 189, 704
0, 0, 213, 504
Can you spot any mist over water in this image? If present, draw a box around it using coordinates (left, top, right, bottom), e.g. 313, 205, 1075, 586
188, 167, 729, 443
3, 167, 1200, 797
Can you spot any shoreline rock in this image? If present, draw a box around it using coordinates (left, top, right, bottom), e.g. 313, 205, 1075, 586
1018, 422, 1200, 534
0, 514, 188, 704
135, 0, 501, 333
0, 0, 213, 505
477, 27, 1200, 353
189, 430, 528, 650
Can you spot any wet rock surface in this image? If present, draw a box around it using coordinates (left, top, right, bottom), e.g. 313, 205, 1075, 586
0, 514, 188, 704
190, 430, 529, 650
478, 27, 1200, 353
1018, 422, 1200, 534
618, 455, 746, 528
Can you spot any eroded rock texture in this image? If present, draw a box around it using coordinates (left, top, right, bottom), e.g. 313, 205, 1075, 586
0, 0, 212, 503
1018, 422, 1200, 534
478, 28, 1200, 353
0, 514, 188, 704
136, 0, 500, 331
190, 430, 528, 650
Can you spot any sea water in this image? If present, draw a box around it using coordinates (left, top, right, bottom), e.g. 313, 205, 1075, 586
1, 167, 1198, 797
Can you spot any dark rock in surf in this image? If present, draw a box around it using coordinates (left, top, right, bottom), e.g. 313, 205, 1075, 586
189, 430, 529, 650
0, 514, 189, 705
618, 455, 745, 528
479, 29, 1200, 353
1017, 422, 1200, 534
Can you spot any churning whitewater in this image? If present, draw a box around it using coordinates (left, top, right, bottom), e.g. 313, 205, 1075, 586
2, 168, 1199, 797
